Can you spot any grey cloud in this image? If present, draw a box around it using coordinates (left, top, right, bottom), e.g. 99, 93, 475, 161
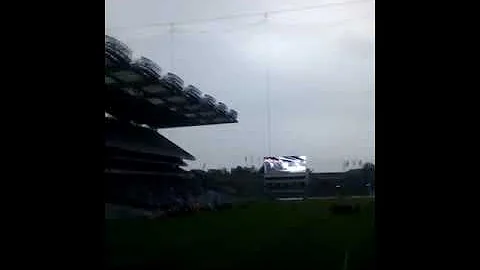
106, 0, 374, 172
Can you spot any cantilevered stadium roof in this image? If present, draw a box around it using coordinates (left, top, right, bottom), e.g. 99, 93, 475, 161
105, 117, 195, 161
105, 35, 238, 129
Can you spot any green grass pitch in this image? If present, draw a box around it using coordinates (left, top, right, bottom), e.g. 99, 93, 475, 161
106, 198, 374, 269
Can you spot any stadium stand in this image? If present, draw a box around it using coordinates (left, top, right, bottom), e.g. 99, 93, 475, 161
261, 161, 309, 199
105, 35, 237, 129
105, 35, 238, 218
307, 172, 344, 197
307, 171, 372, 197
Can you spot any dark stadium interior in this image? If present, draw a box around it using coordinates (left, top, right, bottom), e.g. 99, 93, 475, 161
105, 5, 374, 268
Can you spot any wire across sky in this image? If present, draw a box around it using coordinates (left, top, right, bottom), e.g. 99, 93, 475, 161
106, 0, 373, 31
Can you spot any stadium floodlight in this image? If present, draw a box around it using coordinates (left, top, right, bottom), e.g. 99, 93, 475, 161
105, 35, 239, 127
203, 94, 216, 109
184, 85, 203, 103
131, 57, 162, 82
215, 102, 228, 114
159, 72, 184, 94
227, 109, 238, 120
105, 35, 132, 67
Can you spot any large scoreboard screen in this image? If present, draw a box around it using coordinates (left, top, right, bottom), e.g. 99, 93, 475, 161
263, 156, 307, 175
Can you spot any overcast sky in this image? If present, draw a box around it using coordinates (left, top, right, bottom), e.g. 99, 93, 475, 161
106, 0, 375, 172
